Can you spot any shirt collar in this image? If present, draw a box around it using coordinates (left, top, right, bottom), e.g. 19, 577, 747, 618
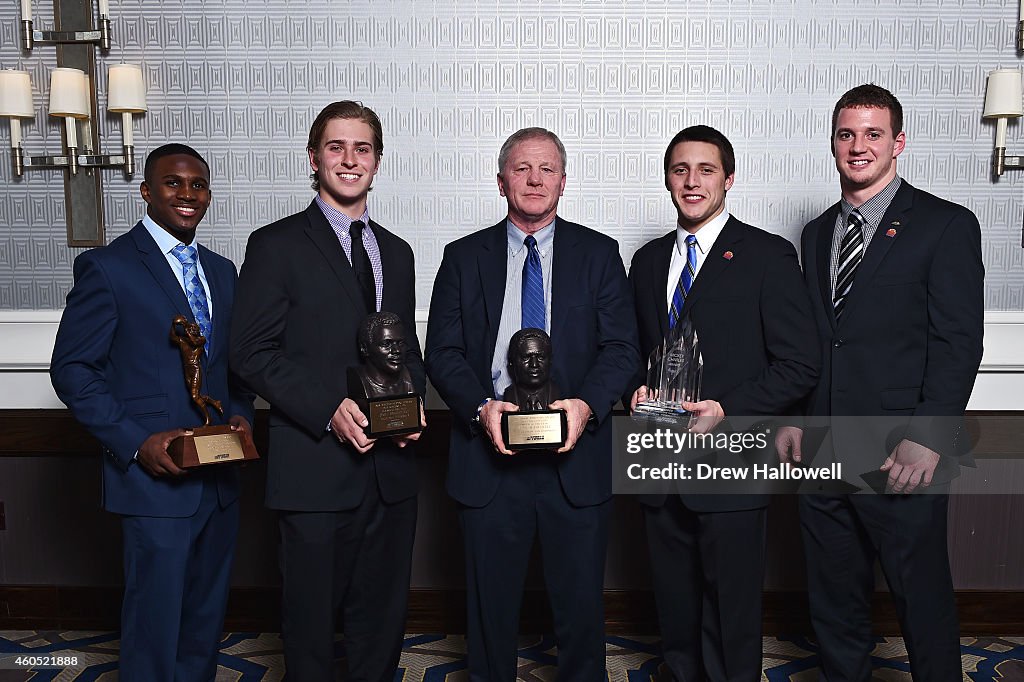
840, 175, 902, 226
142, 213, 193, 254
676, 210, 730, 256
315, 195, 370, 234
507, 217, 556, 255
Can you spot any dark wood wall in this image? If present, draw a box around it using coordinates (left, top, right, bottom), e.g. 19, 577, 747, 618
1, 409, 1021, 633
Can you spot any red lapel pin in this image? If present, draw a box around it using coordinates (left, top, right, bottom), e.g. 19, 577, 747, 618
723, 251, 734, 260
886, 228, 897, 238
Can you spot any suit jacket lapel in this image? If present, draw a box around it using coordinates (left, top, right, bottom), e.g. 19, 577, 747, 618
374, 220, 399, 313
814, 203, 841, 330
197, 245, 229, 362
682, 216, 743, 315
132, 222, 192, 319
303, 200, 367, 315
837, 182, 913, 324
550, 218, 581, 343
479, 221, 508, 360
652, 231, 675, 340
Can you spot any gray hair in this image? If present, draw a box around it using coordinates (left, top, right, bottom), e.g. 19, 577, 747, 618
497, 127, 567, 175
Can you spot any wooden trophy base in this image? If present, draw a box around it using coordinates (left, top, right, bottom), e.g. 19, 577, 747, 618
169, 424, 260, 469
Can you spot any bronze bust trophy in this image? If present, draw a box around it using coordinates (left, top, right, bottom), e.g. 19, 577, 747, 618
168, 315, 259, 467
500, 328, 568, 450
346, 312, 424, 438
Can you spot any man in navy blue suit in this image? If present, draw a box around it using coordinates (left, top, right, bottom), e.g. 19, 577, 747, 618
425, 127, 640, 681
51, 144, 253, 681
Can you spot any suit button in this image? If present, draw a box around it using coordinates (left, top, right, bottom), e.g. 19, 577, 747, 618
833, 339, 844, 348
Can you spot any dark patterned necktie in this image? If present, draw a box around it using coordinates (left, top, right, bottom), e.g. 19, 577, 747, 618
349, 220, 376, 312
833, 209, 865, 320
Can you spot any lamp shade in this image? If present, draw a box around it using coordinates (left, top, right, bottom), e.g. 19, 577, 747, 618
0, 69, 33, 117
984, 69, 1024, 119
107, 64, 147, 113
48, 68, 90, 119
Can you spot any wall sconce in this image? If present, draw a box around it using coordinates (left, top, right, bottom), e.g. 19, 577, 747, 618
1, 0, 147, 246
0, 64, 146, 178
20, 0, 110, 51
983, 68, 1024, 178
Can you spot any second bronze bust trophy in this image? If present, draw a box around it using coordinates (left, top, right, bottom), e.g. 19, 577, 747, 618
500, 327, 568, 450
347, 311, 424, 438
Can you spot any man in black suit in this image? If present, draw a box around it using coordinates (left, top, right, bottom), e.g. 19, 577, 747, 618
425, 127, 640, 681
776, 84, 984, 681
627, 125, 820, 681
230, 101, 425, 682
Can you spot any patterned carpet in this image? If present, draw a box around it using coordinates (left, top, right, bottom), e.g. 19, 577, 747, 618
0, 631, 1022, 680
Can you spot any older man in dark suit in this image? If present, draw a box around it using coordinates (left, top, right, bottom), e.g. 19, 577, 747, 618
627, 125, 819, 681
230, 101, 424, 682
426, 127, 640, 681
776, 84, 984, 682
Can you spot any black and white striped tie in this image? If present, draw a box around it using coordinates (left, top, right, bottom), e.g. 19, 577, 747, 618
833, 209, 865, 320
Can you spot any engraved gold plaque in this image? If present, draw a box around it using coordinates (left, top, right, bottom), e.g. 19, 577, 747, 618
366, 394, 424, 438
194, 432, 246, 464
501, 409, 568, 450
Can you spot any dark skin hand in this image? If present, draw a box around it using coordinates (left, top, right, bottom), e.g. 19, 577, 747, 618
136, 415, 251, 477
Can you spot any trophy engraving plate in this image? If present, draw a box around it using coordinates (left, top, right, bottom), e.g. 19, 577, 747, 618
194, 432, 247, 464
501, 409, 568, 450
367, 393, 424, 438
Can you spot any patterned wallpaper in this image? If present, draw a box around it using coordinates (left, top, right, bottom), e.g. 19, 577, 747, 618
1, 0, 1023, 310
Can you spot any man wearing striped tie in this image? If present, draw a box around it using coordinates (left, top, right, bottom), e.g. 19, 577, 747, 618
626, 125, 820, 681
776, 84, 984, 681
426, 127, 640, 681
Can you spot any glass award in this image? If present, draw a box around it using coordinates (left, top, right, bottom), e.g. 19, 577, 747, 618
632, 316, 703, 427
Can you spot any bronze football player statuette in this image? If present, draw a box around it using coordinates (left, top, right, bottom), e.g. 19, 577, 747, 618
170, 315, 223, 426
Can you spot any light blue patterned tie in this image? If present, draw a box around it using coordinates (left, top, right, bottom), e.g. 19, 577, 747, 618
172, 244, 212, 350
668, 234, 698, 329
521, 234, 545, 330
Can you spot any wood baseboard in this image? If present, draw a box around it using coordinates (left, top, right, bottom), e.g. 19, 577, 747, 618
1, 586, 1020, 635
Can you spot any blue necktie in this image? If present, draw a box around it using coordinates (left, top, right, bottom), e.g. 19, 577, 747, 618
172, 244, 213, 350
668, 234, 698, 330
521, 234, 545, 330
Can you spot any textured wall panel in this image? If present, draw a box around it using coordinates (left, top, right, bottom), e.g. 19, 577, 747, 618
1, 1, 1023, 310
